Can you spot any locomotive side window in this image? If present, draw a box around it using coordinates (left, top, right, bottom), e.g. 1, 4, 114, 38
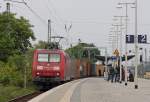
38, 53, 49, 62
49, 54, 60, 62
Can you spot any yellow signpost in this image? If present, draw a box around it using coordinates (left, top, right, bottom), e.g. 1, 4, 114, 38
113, 49, 119, 56
113, 49, 119, 67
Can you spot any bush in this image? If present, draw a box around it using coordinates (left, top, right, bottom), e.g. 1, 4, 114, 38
0, 56, 25, 87
1, 76, 10, 86
0, 50, 34, 88
7, 55, 26, 71
10, 71, 24, 87
0, 61, 5, 68
0, 65, 12, 86
0, 85, 36, 102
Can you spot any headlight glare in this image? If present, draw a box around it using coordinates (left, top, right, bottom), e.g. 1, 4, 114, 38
53, 66, 60, 71
37, 66, 43, 70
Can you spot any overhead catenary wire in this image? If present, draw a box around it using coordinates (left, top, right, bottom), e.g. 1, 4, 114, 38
44, 0, 66, 38
12, 0, 64, 44
67, 20, 150, 26
21, 0, 47, 26
3, 0, 47, 27
46, 0, 65, 26
19, 0, 63, 39
42, 0, 61, 36
44, 0, 72, 46
46, 1, 62, 26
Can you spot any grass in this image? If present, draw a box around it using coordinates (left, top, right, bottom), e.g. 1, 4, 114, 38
0, 84, 36, 102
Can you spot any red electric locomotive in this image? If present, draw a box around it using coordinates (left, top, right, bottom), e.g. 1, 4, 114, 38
32, 49, 75, 85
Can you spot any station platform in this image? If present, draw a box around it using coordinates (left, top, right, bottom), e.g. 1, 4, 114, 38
29, 78, 150, 102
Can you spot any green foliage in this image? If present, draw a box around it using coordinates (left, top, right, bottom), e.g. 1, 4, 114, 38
66, 43, 100, 62
0, 48, 36, 102
0, 12, 37, 101
33, 40, 61, 49
33, 40, 48, 49
24, 48, 34, 83
0, 62, 20, 86
11, 73, 24, 87
0, 85, 35, 102
0, 49, 34, 87
7, 55, 25, 71
0, 12, 35, 61
0, 61, 5, 68
66, 43, 83, 58
0, 65, 12, 86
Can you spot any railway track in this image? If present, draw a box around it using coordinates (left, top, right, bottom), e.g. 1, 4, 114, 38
8, 83, 61, 102
8, 91, 43, 102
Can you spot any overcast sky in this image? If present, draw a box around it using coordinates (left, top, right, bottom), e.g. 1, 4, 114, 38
0, 0, 150, 55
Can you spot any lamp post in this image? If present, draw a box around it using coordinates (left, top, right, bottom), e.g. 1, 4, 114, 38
108, 34, 118, 54
111, 25, 122, 50
113, 16, 126, 83
118, 2, 135, 86
134, 0, 138, 89
110, 30, 121, 54
111, 25, 121, 79
109, 27, 116, 53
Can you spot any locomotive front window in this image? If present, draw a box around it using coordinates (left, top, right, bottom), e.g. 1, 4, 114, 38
49, 54, 60, 62
38, 53, 49, 62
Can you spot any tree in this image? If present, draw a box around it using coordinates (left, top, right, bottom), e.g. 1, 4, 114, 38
0, 12, 35, 61
33, 40, 48, 49
66, 43, 100, 62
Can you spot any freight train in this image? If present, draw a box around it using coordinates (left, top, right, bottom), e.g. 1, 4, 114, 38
32, 49, 76, 86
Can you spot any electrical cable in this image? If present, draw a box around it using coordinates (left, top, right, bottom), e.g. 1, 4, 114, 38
46, 0, 65, 26
21, 0, 47, 26
42, 0, 60, 36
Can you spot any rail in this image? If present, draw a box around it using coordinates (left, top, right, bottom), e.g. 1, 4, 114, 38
8, 91, 43, 102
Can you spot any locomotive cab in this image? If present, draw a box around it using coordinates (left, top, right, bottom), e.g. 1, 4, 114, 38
32, 49, 74, 85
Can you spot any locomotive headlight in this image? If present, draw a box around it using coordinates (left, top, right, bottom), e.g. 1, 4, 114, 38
37, 72, 40, 75
53, 66, 60, 71
37, 66, 43, 70
56, 73, 60, 76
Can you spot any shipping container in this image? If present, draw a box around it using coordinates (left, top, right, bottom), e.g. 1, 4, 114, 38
75, 59, 80, 79
90, 64, 97, 76
96, 64, 104, 76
